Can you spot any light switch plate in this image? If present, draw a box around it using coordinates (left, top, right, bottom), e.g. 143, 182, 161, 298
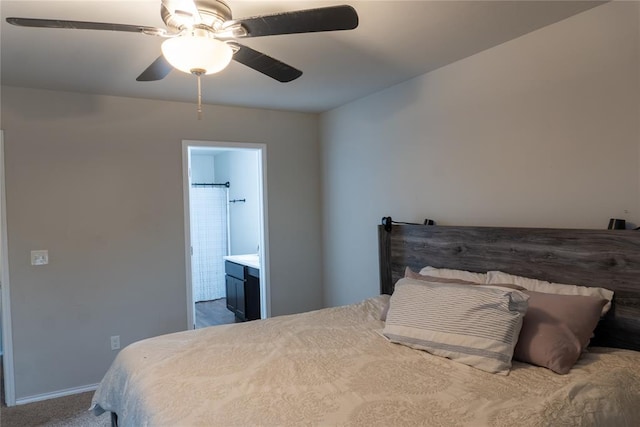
31, 250, 48, 266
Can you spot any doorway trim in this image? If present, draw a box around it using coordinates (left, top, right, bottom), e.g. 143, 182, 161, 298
1, 130, 16, 406
181, 140, 270, 329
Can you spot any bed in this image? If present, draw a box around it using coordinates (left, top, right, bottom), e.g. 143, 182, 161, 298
91, 224, 640, 426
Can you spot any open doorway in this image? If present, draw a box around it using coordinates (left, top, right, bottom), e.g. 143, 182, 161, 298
182, 141, 269, 330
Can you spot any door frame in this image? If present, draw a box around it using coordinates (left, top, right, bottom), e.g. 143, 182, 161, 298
181, 140, 270, 329
1, 130, 16, 406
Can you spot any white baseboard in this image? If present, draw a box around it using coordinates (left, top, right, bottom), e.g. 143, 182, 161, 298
15, 383, 100, 406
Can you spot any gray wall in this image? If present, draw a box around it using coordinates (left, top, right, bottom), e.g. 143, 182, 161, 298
190, 151, 216, 183
321, 1, 640, 306
214, 150, 261, 255
0, 87, 322, 399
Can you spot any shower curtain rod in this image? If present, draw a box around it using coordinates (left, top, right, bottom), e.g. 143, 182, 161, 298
191, 182, 230, 188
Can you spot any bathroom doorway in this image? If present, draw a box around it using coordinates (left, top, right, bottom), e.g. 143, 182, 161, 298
182, 141, 269, 330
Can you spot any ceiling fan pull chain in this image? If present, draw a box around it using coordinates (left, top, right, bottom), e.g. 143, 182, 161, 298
196, 73, 203, 120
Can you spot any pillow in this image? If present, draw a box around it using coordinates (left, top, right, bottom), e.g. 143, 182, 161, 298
379, 268, 485, 321
378, 268, 525, 321
405, 267, 478, 284
406, 267, 526, 290
419, 266, 487, 284
487, 271, 614, 316
383, 278, 529, 374
514, 291, 607, 374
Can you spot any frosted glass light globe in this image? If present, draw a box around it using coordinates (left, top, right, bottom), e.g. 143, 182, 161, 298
161, 35, 233, 75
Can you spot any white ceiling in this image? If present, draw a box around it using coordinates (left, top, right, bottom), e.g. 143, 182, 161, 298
1, 1, 604, 113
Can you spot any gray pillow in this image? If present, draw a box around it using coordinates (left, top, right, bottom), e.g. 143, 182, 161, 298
513, 291, 607, 374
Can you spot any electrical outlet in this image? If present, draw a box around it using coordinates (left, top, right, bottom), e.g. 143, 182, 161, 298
110, 335, 120, 351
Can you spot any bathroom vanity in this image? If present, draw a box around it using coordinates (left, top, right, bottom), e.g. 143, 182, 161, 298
223, 254, 260, 321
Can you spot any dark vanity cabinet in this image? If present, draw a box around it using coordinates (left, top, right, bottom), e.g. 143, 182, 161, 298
225, 261, 260, 321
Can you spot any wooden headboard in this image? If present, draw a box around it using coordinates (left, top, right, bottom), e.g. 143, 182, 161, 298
378, 224, 640, 351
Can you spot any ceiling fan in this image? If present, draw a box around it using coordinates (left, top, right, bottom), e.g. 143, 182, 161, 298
6, 0, 359, 84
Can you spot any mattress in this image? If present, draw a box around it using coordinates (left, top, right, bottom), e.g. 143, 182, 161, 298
91, 295, 640, 426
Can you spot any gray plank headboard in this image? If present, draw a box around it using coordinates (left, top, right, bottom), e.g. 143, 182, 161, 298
378, 224, 640, 351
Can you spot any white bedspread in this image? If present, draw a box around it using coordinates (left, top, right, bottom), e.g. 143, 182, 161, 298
91, 296, 640, 426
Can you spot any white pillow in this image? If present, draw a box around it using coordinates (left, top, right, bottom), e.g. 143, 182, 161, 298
383, 278, 528, 374
486, 271, 614, 316
419, 266, 487, 284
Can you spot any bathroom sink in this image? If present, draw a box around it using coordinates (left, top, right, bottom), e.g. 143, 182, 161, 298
223, 254, 260, 269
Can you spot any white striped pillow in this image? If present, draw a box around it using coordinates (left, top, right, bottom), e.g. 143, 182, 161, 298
383, 278, 529, 374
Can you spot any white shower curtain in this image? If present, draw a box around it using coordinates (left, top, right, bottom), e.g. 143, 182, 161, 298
190, 187, 228, 302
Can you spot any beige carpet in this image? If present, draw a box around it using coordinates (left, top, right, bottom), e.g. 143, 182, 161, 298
0, 357, 111, 427
0, 357, 110, 427
1, 391, 110, 427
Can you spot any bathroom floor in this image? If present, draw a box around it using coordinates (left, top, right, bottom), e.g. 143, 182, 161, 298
195, 298, 238, 328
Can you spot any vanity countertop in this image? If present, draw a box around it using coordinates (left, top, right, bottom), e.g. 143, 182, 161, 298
223, 254, 260, 270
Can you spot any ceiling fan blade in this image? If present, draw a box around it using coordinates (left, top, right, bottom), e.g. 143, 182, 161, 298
223, 5, 358, 38
229, 43, 302, 83
6, 17, 167, 36
136, 56, 173, 81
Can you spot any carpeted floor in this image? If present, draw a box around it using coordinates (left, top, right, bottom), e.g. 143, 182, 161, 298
0, 353, 105, 426
1, 356, 110, 426
1, 391, 110, 427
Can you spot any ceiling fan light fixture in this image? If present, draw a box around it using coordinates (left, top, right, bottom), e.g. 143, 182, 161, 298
161, 34, 232, 75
